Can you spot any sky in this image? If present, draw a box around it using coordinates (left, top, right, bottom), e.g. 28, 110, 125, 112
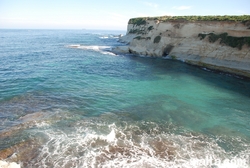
0, 0, 249, 30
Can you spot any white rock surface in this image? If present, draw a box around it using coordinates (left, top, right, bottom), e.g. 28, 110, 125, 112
117, 20, 250, 77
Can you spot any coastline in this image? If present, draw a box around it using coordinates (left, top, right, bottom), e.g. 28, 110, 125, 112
1, 29, 250, 167
113, 16, 250, 78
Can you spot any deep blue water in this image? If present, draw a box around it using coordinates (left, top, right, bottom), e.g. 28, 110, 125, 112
0, 29, 249, 167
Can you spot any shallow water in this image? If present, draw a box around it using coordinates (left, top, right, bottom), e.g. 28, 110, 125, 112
0, 29, 249, 167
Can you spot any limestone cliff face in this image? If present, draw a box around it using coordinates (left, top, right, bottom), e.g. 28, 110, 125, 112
115, 19, 250, 77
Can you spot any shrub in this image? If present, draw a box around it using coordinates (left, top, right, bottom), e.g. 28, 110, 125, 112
128, 18, 147, 25
198, 33, 250, 49
133, 36, 151, 40
148, 26, 154, 31
198, 33, 207, 40
134, 36, 142, 40
154, 36, 161, 43
208, 33, 228, 43
129, 15, 250, 24
129, 29, 137, 34
129, 29, 146, 34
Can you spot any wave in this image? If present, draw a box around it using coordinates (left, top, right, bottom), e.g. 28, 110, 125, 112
99, 36, 109, 39
67, 44, 109, 50
101, 51, 116, 56
0, 161, 20, 168
5, 112, 247, 168
67, 44, 116, 56
99, 34, 122, 39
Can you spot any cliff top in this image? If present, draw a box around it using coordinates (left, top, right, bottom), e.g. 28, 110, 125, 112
128, 15, 250, 25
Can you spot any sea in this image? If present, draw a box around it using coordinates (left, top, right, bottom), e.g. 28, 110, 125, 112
0, 29, 249, 168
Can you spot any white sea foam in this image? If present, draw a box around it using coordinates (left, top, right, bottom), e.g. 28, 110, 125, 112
25, 115, 250, 168
202, 67, 212, 72
67, 44, 116, 56
99, 36, 109, 39
34, 121, 50, 128
67, 44, 81, 48
0, 161, 20, 168
101, 51, 116, 56
67, 44, 108, 51
99, 35, 120, 39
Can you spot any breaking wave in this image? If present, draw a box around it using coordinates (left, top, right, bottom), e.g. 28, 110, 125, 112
67, 44, 116, 56
5, 112, 247, 168
99, 35, 121, 39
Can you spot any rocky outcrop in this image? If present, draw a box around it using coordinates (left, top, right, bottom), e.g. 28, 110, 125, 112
114, 16, 250, 77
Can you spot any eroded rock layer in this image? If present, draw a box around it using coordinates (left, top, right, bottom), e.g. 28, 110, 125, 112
115, 16, 250, 77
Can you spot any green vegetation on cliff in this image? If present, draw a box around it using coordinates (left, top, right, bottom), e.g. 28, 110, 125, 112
129, 29, 146, 34
198, 33, 250, 49
128, 15, 250, 24
128, 18, 147, 25
148, 26, 154, 31
153, 36, 161, 43
133, 36, 151, 40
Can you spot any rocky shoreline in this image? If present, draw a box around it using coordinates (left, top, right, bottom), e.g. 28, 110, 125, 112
113, 16, 250, 78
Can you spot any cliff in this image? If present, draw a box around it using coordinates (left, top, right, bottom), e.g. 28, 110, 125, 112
114, 16, 250, 77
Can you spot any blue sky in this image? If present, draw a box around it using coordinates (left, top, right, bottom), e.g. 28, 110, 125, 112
0, 0, 249, 30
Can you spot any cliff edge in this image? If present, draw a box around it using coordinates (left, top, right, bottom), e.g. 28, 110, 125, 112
114, 15, 250, 77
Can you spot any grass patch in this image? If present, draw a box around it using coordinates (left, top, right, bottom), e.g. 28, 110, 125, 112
129, 15, 250, 24
128, 18, 147, 26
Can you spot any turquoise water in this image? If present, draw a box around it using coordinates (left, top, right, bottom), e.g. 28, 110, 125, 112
0, 29, 249, 167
